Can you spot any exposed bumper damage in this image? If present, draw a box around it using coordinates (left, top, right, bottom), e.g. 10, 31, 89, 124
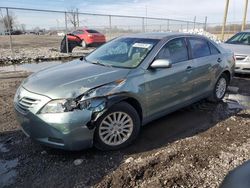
15, 107, 94, 150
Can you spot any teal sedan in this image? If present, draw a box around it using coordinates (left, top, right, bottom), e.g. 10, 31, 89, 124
14, 32, 235, 150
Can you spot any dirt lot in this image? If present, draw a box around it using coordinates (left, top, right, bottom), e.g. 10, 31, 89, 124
0, 70, 250, 188
0, 35, 94, 65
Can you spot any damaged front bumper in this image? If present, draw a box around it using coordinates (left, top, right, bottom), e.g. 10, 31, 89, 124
13, 86, 97, 150
14, 106, 95, 150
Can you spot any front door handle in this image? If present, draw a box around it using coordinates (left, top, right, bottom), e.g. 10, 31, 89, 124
217, 58, 222, 63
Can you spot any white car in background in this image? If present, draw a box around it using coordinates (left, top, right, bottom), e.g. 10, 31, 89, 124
221, 31, 250, 74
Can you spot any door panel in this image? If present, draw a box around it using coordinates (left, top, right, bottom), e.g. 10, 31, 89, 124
143, 37, 195, 117
144, 59, 195, 117
187, 38, 217, 97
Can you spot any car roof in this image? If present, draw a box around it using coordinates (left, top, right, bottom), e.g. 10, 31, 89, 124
124, 32, 204, 40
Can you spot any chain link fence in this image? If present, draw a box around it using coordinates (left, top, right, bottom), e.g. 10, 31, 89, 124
0, 7, 205, 61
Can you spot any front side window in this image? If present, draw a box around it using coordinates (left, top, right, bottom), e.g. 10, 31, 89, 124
86, 37, 159, 68
156, 38, 188, 64
189, 38, 210, 59
226, 32, 250, 45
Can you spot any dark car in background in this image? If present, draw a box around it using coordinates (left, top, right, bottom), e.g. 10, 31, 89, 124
60, 29, 106, 53
221, 31, 250, 74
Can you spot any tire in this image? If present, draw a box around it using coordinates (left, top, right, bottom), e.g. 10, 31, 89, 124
81, 40, 87, 49
94, 102, 141, 151
208, 73, 229, 103
60, 36, 74, 53
60, 36, 67, 53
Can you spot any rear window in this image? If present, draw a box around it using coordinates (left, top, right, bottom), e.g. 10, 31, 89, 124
208, 42, 220, 55
189, 38, 210, 59
86, 30, 99, 33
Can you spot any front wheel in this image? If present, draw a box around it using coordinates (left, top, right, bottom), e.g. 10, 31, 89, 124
208, 74, 228, 102
94, 102, 140, 151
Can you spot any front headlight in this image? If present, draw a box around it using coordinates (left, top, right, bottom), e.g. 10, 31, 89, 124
39, 80, 125, 114
40, 99, 77, 114
40, 98, 106, 114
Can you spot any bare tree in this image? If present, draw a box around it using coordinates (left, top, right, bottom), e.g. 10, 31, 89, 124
67, 8, 79, 29
20, 24, 26, 32
0, 10, 16, 32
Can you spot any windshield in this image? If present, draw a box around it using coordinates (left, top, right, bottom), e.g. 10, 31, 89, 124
85, 37, 159, 68
226, 32, 250, 45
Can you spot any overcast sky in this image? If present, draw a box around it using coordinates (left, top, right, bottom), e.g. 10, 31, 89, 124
0, 0, 249, 29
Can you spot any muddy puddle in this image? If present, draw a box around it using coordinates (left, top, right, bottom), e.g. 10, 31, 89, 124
0, 140, 18, 187
0, 61, 64, 73
223, 85, 250, 110
0, 158, 18, 187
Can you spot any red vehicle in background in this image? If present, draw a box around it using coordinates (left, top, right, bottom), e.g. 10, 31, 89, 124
60, 29, 106, 53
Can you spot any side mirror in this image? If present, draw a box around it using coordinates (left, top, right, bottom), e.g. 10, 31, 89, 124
150, 59, 172, 69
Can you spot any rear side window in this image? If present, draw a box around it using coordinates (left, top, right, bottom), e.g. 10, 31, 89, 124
156, 38, 188, 64
189, 38, 210, 59
209, 42, 220, 55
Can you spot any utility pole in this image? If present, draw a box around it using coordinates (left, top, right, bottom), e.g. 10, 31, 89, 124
242, 0, 248, 31
193, 16, 196, 30
204, 16, 208, 31
222, 0, 230, 41
145, 5, 147, 32
76, 8, 79, 28
6, 8, 14, 57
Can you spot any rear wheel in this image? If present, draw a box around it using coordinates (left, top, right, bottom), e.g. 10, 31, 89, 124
208, 74, 228, 102
94, 102, 140, 150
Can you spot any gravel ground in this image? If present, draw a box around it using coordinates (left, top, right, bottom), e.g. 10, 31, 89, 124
0, 70, 249, 188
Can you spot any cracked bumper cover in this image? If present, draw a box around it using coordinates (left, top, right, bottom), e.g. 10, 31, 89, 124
14, 105, 95, 150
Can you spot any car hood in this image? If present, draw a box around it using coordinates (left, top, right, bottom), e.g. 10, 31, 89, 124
22, 60, 130, 99
220, 43, 250, 55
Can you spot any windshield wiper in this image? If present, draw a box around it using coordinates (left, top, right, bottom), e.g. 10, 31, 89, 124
91, 61, 113, 68
82, 57, 113, 68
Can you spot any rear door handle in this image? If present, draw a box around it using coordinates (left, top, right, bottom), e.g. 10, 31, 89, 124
217, 58, 222, 63
186, 66, 193, 71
